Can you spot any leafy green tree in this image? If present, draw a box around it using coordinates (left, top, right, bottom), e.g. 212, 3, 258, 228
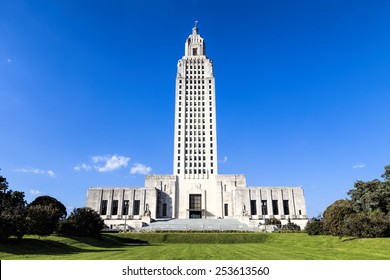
348, 165, 390, 214
27, 196, 67, 236
57, 207, 104, 238
343, 210, 389, 238
0, 175, 27, 240
29, 195, 67, 220
323, 199, 355, 236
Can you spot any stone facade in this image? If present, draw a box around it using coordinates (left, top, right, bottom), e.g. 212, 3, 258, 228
86, 24, 309, 230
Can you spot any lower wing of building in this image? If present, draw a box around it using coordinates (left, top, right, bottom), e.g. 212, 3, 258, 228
86, 174, 308, 230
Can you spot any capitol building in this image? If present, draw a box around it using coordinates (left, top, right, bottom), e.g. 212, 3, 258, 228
86, 24, 308, 230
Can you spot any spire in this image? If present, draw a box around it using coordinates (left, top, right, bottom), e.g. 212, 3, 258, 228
192, 20, 198, 34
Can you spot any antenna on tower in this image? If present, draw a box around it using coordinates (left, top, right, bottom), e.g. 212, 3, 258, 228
194, 20, 198, 28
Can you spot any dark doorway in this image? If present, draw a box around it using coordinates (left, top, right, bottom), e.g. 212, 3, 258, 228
189, 194, 202, 219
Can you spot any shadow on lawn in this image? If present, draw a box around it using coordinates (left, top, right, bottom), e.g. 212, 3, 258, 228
0, 235, 150, 256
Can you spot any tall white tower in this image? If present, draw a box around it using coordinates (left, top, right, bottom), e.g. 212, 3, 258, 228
173, 23, 218, 180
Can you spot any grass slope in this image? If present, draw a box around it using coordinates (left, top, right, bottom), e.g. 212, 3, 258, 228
1, 233, 389, 260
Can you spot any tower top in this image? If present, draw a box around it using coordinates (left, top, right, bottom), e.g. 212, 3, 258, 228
186, 21, 205, 57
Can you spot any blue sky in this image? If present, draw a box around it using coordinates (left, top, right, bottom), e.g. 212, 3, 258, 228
1, 0, 389, 218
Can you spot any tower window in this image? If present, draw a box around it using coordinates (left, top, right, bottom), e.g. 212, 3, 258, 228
193, 48, 197, 56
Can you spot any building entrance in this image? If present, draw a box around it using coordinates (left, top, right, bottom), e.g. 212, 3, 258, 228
189, 194, 202, 219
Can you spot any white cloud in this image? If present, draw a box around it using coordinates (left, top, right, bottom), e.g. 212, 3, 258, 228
130, 163, 152, 175
30, 189, 41, 195
353, 163, 366, 169
93, 154, 130, 172
219, 156, 228, 163
7, 58, 12, 63
14, 167, 55, 177
74, 163, 92, 171
74, 154, 131, 173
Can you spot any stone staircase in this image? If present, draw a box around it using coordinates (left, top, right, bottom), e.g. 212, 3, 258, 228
140, 218, 257, 232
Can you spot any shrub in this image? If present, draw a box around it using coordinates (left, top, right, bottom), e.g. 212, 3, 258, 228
57, 207, 104, 238
305, 218, 326, 235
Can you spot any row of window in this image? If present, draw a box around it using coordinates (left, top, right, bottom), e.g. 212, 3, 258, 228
185, 79, 207, 84
178, 90, 213, 96
177, 156, 214, 161
178, 107, 212, 112
183, 59, 207, 64
186, 71, 205, 75
178, 149, 214, 155
178, 96, 213, 102
249, 200, 290, 216
101, 199, 293, 217
178, 162, 213, 168
178, 113, 213, 118
100, 200, 140, 216
178, 143, 213, 148
183, 85, 212, 90
179, 79, 212, 83
178, 119, 213, 125
178, 124, 213, 130
177, 135, 213, 142
180, 169, 214, 175
186, 65, 205, 70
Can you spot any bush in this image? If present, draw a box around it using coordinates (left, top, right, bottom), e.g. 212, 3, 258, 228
343, 211, 390, 238
264, 218, 281, 226
57, 207, 104, 238
0, 208, 27, 240
27, 205, 60, 236
305, 218, 326, 235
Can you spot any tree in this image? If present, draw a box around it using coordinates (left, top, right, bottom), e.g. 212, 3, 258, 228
0, 175, 28, 240
348, 179, 390, 214
29, 195, 67, 219
323, 199, 355, 236
57, 207, 104, 238
305, 217, 326, 235
343, 210, 389, 238
27, 196, 67, 236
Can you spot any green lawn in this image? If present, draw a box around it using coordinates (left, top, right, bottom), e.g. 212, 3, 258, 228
1, 233, 389, 260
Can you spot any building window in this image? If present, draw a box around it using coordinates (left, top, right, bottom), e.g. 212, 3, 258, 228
261, 200, 268, 215
193, 48, 197, 55
272, 200, 279, 215
224, 204, 229, 216
189, 194, 201, 210
250, 200, 257, 215
283, 200, 290, 215
133, 200, 140, 215
100, 200, 108, 215
112, 200, 118, 215
123, 200, 129, 215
